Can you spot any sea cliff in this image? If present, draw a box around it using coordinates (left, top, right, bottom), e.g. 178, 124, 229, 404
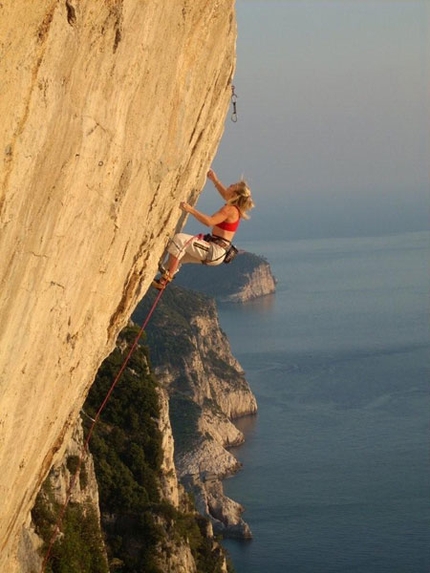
134, 286, 257, 538
0, 1, 236, 570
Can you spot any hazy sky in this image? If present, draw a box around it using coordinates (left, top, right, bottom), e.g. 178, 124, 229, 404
193, 0, 429, 240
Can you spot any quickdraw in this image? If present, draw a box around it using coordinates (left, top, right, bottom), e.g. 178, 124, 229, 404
231, 84, 238, 123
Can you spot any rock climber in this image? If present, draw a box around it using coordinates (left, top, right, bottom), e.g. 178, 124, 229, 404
152, 169, 254, 289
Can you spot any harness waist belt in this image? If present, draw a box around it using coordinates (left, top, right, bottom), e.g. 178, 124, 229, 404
204, 234, 231, 249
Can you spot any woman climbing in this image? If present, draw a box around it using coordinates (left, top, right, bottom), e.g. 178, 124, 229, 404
152, 169, 254, 290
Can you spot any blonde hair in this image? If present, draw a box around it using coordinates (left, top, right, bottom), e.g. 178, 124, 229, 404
227, 180, 255, 220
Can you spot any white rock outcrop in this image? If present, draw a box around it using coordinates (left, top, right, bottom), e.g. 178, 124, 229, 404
157, 386, 181, 508
223, 258, 277, 302
0, 1, 236, 570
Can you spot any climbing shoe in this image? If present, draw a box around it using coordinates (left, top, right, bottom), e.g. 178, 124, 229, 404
152, 271, 173, 290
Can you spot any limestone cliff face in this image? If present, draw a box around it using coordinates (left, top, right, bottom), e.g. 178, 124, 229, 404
19, 419, 108, 573
156, 386, 181, 508
0, 1, 236, 570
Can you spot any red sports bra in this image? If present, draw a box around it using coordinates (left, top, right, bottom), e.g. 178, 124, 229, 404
216, 206, 241, 232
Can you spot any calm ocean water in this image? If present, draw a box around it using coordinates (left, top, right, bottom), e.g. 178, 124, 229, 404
217, 231, 430, 573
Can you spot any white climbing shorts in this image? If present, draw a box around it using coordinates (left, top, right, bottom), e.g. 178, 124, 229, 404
167, 233, 227, 267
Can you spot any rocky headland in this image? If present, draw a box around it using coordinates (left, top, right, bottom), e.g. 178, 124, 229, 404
175, 251, 277, 302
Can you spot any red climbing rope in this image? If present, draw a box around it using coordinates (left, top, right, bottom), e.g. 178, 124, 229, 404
40, 286, 165, 572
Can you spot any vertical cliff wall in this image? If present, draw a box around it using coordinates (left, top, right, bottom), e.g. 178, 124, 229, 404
22, 419, 108, 573
134, 286, 257, 538
0, 1, 236, 569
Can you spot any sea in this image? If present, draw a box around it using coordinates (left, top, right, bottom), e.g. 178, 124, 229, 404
216, 231, 430, 573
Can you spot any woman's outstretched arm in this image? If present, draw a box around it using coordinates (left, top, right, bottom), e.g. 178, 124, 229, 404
207, 169, 229, 200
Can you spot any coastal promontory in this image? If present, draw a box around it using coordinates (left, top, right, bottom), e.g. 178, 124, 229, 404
175, 251, 277, 302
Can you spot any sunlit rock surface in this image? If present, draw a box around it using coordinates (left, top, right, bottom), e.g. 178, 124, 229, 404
0, 1, 236, 569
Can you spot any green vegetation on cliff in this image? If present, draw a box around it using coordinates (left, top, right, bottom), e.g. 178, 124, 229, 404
85, 329, 163, 514
32, 324, 233, 573
133, 286, 208, 368
84, 326, 231, 572
31, 482, 109, 573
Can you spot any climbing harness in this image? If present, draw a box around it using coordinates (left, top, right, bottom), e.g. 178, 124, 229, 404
231, 85, 238, 122
40, 286, 165, 573
201, 234, 239, 265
